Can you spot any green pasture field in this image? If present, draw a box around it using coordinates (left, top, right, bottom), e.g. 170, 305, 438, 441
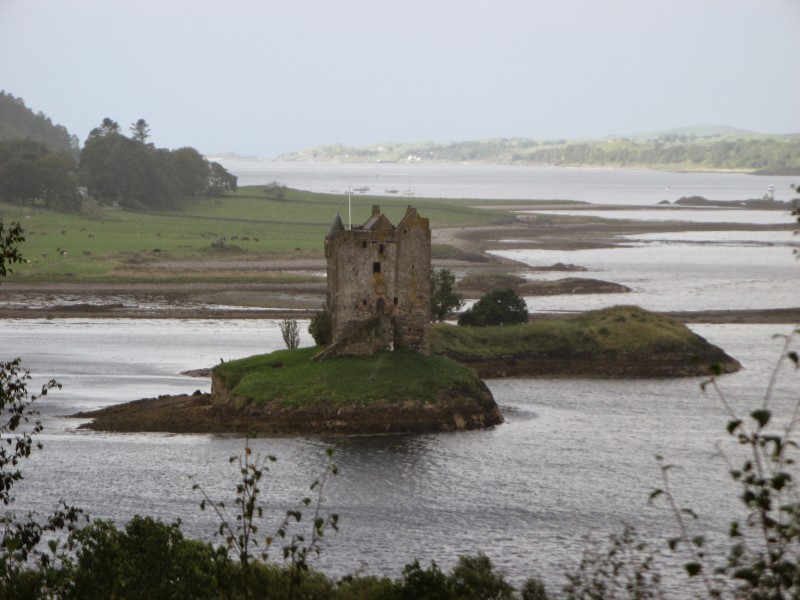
0, 186, 524, 282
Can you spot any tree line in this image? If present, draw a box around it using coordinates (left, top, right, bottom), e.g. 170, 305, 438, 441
0, 94, 238, 212
509, 137, 800, 172
0, 91, 79, 158
79, 117, 237, 210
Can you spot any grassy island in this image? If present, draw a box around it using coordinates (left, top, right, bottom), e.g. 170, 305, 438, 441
208, 348, 502, 435
77, 349, 503, 435
432, 305, 741, 378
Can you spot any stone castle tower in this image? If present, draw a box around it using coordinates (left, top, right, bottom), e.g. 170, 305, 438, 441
319, 204, 431, 358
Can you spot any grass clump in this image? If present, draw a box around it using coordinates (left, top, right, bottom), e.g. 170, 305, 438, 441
214, 347, 484, 406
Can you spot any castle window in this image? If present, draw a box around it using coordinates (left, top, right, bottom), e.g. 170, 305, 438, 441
379, 244, 384, 254
394, 297, 398, 305
362, 299, 367, 307
373, 262, 381, 274
362, 241, 367, 249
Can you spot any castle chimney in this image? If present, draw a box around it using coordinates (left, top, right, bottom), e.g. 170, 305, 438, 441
372, 204, 380, 217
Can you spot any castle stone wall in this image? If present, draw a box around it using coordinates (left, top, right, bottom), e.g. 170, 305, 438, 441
323, 205, 431, 357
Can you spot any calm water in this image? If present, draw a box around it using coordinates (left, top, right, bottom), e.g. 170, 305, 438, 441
2, 319, 799, 596
486, 207, 799, 315
215, 159, 799, 206
489, 242, 799, 314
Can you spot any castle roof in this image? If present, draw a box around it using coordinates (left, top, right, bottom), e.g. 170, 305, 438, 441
327, 212, 345, 238
397, 206, 430, 233
362, 204, 395, 232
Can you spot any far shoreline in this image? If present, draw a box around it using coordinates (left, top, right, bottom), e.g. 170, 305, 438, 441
265, 157, 771, 176
0, 299, 797, 324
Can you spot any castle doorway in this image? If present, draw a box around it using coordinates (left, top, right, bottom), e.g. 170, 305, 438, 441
376, 297, 385, 313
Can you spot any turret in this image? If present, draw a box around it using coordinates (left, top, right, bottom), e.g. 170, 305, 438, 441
327, 212, 345, 238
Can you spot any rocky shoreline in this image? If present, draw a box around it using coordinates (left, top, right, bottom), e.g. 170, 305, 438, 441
73, 384, 504, 436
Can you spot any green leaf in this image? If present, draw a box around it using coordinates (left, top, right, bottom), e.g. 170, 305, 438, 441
668, 537, 681, 550
685, 562, 702, 577
726, 419, 742, 435
691, 535, 705, 547
751, 409, 771, 428
772, 473, 791, 490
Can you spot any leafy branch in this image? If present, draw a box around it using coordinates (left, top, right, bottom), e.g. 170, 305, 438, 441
192, 440, 338, 599
652, 328, 800, 598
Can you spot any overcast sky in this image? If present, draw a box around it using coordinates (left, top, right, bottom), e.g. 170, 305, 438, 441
2, 0, 799, 158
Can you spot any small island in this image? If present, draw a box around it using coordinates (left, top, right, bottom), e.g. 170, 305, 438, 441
431, 305, 740, 378
77, 348, 501, 435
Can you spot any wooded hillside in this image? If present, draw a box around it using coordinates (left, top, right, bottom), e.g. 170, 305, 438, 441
280, 128, 800, 174
0, 91, 79, 158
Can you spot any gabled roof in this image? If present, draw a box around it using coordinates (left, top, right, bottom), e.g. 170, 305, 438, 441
397, 206, 429, 230
362, 213, 395, 232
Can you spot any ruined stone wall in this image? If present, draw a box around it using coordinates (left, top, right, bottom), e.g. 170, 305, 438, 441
324, 205, 431, 356
313, 316, 394, 360
327, 228, 398, 342
394, 209, 431, 354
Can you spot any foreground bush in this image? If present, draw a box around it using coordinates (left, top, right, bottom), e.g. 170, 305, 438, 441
66, 516, 230, 599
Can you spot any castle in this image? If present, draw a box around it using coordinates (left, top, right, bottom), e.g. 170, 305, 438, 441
318, 204, 431, 358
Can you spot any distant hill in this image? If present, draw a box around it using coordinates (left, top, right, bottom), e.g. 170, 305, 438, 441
0, 91, 79, 158
278, 126, 800, 174
633, 124, 755, 139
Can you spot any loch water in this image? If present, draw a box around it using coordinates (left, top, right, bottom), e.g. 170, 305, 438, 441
216, 158, 800, 205
1, 165, 799, 595
2, 320, 798, 595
